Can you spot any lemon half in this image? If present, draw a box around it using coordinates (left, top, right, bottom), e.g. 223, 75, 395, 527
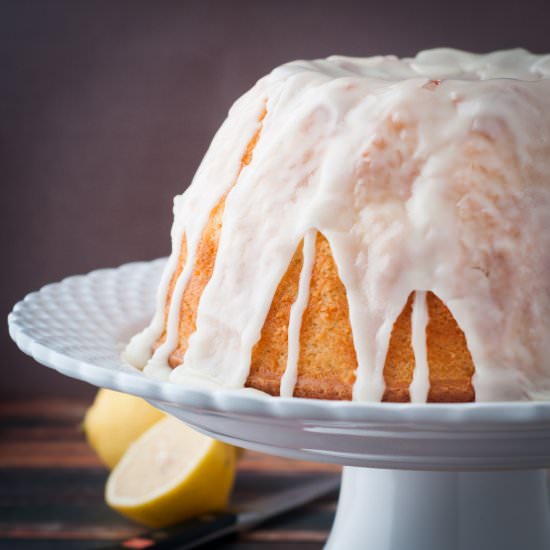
105, 416, 236, 528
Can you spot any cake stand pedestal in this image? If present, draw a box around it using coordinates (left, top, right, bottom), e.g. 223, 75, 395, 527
8, 259, 550, 550
326, 467, 550, 550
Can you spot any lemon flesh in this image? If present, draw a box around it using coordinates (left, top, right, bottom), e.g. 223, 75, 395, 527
84, 389, 165, 468
105, 416, 236, 528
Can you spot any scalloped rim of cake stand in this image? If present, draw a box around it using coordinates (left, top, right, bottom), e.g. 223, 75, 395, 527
7, 258, 550, 471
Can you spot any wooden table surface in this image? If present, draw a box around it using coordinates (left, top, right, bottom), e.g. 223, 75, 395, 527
0, 399, 341, 550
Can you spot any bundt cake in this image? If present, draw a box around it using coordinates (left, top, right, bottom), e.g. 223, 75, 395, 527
125, 48, 550, 402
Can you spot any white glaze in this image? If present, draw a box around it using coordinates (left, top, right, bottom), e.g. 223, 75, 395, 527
409, 291, 430, 403
280, 229, 317, 398
127, 48, 550, 402
125, 86, 266, 367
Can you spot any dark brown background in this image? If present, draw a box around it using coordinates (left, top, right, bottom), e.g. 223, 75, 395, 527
2, 0, 549, 398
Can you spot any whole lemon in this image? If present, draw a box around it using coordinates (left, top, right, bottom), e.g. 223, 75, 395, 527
83, 389, 165, 468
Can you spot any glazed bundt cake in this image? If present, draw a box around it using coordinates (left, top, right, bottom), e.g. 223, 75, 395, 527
125, 48, 550, 402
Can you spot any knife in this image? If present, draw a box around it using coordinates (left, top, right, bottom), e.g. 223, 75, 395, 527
101, 475, 340, 549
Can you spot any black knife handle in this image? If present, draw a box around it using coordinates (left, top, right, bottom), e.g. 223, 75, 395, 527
99, 512, 238, 550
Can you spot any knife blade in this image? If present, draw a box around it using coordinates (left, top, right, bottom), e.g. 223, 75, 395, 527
100, 475, 340, 550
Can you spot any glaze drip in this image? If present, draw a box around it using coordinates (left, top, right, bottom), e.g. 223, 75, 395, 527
409, 291, 429, 403
280, 229, 317, 398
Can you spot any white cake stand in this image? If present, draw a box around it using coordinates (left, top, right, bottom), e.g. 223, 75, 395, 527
8, 259, 550, 550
